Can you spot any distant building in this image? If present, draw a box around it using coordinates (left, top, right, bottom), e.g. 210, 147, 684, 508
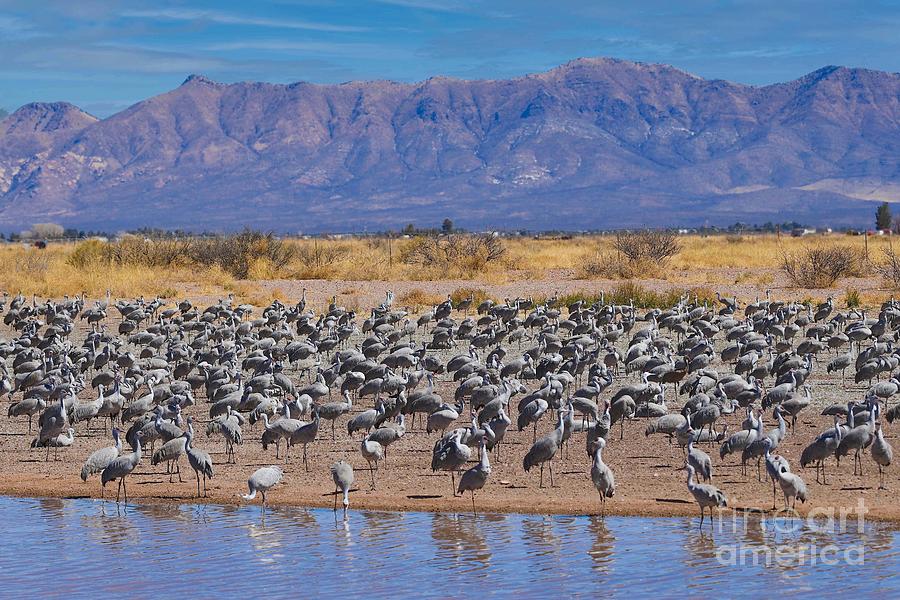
791, 228, 817, 237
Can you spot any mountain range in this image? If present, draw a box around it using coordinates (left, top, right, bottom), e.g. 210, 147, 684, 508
1, 57, 898, 232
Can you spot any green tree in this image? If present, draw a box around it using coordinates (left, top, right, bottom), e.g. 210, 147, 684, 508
441, 218, 454, 234
877, 202, 892, 230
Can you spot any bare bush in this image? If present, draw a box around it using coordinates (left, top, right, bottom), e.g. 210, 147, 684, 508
294, 243, 349, 270
191, 230, 295, 278
875, 246, 900, 288
68, 230, 294, 279
403, 234, 505, 272
613, 230, 681, 265
780, 244, 860, 288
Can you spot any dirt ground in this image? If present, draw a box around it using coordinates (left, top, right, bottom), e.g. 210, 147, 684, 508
1, 277, 898, 523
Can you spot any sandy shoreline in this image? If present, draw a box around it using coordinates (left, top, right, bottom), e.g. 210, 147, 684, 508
3, 405, 898, 523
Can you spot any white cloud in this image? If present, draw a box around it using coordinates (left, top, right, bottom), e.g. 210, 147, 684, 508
121, 8, 369, 33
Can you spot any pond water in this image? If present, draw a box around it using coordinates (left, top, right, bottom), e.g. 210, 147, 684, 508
1, 496, 897, 598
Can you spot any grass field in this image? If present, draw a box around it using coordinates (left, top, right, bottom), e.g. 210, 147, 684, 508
1, 232, 897, 308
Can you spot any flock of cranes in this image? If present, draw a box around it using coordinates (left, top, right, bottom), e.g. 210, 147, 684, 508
1, 288, 897, 525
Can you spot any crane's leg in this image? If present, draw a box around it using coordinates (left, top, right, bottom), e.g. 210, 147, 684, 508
370, 462, 377, 490
177, 460, 183, 483
549, 460, 555, 488
771, 479, 777, 511
123, 476, 128, 505
539, 464, 544, 489
196, 470, 201, 498
304, 445, 309, 473
333, 486, 338, 512
116, 478, 122, 503
332, 421, 336, 441
698, 507, 704, 529
450, 471, 456, 496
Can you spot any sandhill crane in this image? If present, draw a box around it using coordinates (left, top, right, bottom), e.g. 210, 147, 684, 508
151, 432, 187, 483
871, 422, 893, 489
457, 440, 491, 515
360, 434, 384, 490
590, 438, 615, 515
609, 395, 636, 441
347, 399, 385, 436
644, 412, 687, 445
331, 460, 354, 517
766, 444, 807, 512
7, 396, 46, 433
289, 406, 320, 471
70, 392, 103, 431
205, 406, 243, 464
800, 417, 843, 484
368, 415, 405, 463
687, 439, 712, 482
761, 438, 790, 509
101, 431, 143, 504
431, 428, 470, 495
259, 410, 301, 460
241, 465, 283, 508
81, 428, 123, 494
32, 427, 75, 448
781, 385, 811, 429
836, 402, 877, 475
426, 399, 462, 434
681, 463, 727, 529
38, 393, 68, 461
523, 408, 567, 488
318, 391, 352, 440
185, 429, 214, 498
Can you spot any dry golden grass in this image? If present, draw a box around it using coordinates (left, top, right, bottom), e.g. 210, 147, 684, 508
3, 233, 896, 306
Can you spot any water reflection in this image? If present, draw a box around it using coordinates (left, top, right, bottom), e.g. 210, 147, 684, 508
587, 516, 614, 572
1, 496, 899, 598
430, 513, 491, 571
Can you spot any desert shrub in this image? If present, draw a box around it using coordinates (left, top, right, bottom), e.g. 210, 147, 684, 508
402, 234, 505, 274
67, 240, 109, 268
780, 245, 860, 288
613, 230, 681, 265
397, 288, 444, 309
68, 230, 293, 279
191, 230, 294, 278
578, 251, 643, 279
15, 250, 50, 277
874, 246, 900, 289
844, 288, 861, 308
294, 243, 350, 270
579, 231, 681, 279
605, 283, 716, 309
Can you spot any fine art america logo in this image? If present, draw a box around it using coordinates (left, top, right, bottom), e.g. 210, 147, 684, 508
713, 499, 868, 567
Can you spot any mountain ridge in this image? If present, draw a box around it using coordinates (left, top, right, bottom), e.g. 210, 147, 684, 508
1, 57, 898, 232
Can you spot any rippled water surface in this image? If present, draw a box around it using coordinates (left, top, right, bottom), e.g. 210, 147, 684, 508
1, 496, 898, 597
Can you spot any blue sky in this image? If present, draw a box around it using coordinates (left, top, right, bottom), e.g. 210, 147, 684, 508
1, 0, 898, 117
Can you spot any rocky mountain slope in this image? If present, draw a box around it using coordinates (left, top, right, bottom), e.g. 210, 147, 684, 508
1, 58, 897, 231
